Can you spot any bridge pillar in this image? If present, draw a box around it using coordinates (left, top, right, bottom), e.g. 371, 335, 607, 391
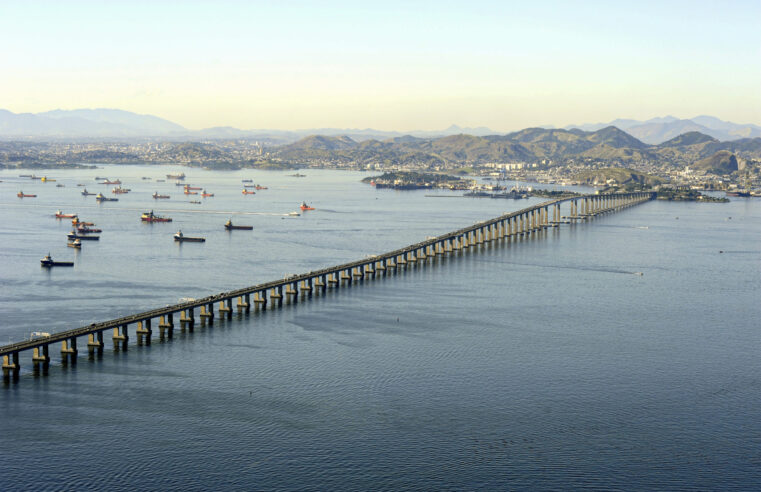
32, 344, 50, 373
61, 337, 78, 363
113, 323, 130, 349
200, 303, 213, 323
137, 319, 152, 344
254, 291, 267, 310
2, 352, 20, 379
218, 299, 232, 318
88, 331, 104, 354
270, 286, 283, 305
238, 294, 251, 312
315, 275, 326, 292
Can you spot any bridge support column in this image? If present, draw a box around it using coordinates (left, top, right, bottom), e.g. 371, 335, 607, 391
201, 304, 214, 324
137, 319, 152, 344
218, 299, 232, 319
61, 337, 78, 363
113, 323, 130, 348
237, 294, 250, 313
270, 286, 283, 305
316, 275, 327, 292
2, 352, 20, 380
88, 331, 104, 354
32, 344, 50, 373
254, 291, 267, 310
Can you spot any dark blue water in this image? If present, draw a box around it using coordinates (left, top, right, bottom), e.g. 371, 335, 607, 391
2, 166, 759, 490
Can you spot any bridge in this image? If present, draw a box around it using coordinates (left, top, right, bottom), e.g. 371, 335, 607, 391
2, 192, 654, 381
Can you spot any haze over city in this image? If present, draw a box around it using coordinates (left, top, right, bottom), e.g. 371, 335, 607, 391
2, 0, 759, 131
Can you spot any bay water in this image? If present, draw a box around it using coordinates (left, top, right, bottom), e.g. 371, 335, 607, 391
1, 166, 759, 490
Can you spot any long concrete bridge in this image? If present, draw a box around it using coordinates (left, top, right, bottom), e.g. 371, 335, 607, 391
2, 192, 654, 381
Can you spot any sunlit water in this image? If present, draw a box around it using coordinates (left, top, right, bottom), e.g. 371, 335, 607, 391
1, 166, 759, 490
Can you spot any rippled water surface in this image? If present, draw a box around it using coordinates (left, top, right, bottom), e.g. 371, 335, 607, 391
1, 166, 760, 490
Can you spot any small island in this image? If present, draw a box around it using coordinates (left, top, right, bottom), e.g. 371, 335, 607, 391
363, 171, 472, 190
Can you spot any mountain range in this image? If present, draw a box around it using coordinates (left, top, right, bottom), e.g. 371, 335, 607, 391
270, 127, 761, 169
1, 108, 759, 147
562, 115, 761, 144
0, 109, 500, 143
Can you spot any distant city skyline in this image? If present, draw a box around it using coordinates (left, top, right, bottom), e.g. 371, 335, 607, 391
1, 0, 759, 131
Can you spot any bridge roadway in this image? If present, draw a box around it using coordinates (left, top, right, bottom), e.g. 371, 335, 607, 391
2, 192, 654, 377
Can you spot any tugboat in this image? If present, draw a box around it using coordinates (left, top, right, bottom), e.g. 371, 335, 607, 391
67, 239, 82, 249
152, 192, 171, 199
81, 188, 96, 196
224, 219, 253, 230
300, 201, 315, 211
202, 190, 214, 197
174, 230, 205, 242
72, 217, 95, 226
95, 193, 118, 202
17, 191, 37, 198
68, 231, 99, 240
242, 189, 256, 195
55, 210, 78, 218
40, 253, 74, 267
141, 210, 172, 222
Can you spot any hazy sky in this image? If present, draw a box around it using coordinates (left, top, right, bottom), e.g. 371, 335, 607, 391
1, 0, 759, 131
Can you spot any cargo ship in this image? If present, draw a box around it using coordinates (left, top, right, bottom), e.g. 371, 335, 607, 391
67, 239, 82, 249
202, 190, 214, 197
167, 173, 186, 180
17, 191, 37, 198
95, 193, 118, 202
184, 185, 202, 190
76, 225, 102, 233
55, 210, 78, 218
242, 189, 256, 195
99, 179, 121, 185
81, 188, 96, 196
152, 192, 170, 199
174, 230, 205, 242
41, 254, 74, 267
67, 232, 99, 240
141, 210, 172, 223
224, 219, 253, 230
112, 186, 131, 194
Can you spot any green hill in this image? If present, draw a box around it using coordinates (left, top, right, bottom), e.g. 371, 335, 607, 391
573, 168, 664, 186
691, 151, 738, 175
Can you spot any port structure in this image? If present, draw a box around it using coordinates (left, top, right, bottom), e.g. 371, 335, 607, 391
2, 192, 654, 381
